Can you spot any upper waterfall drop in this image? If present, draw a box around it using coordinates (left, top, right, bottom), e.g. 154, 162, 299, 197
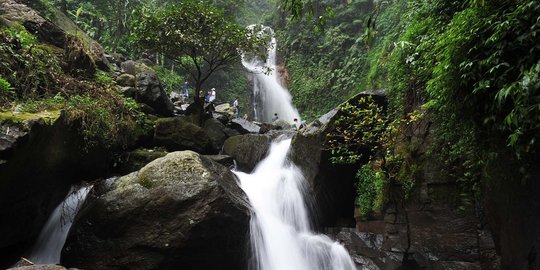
242, 26, 300, 124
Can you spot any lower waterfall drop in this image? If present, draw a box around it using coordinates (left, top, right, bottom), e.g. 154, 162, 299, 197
27, 185, 93, 264
234, 139, 356, 270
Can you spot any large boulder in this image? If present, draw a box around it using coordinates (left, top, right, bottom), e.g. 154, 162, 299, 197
135, 64, 174, 116
222, 130, 293, 172
154, 117, 214, 154
62, 151, 250, 270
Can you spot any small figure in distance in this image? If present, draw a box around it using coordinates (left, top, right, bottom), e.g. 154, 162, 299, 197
209, 88, 216, 103
243, 113, 249, 120
183, 80, 189, 98
272, 113, 279, 122
233, 96, 240, 118
292, 118, 299, 130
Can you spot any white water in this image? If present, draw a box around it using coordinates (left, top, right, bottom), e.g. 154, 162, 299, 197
234, 139, 356, 270
242, 26, 300, 124
27, 185, 92, 264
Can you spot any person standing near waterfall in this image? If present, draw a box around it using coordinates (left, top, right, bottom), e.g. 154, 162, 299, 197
209, 88, 216, 103
233, 97, 240, 118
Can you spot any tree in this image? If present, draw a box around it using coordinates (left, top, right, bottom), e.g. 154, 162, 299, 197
131, 0, 266, 103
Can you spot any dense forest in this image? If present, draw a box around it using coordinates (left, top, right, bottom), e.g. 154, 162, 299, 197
1, 0, 539, 269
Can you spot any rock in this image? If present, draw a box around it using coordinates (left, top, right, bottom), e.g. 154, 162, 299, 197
64, 35, 96, 78
115, 73, 136, 87
62, 151, 250, 270
273, 119, 292, 130
222, 131, 293, 172
214, 103, 233, 116
6, 266, 68, 270
118, 86, 137, 98
257, 122, 282, 134
113, 148, 168, 175
212, 112, 229, 125
0, 112, 110, 267
135, 65, 174, 116
204, 154, 235, 168
120, 60, 136, 75
203, 118, 230, 152
229, 118, 261, 134
154, 117, 214, 154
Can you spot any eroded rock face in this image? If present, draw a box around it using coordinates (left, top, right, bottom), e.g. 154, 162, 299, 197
62, 151, 250, 270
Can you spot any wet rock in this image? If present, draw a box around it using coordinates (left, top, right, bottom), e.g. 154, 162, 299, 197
154, 117, 213, 154
6, 265, 68, 270
222, 131, 293, 172
62, 151, 249, 270
203, 118, 231, 152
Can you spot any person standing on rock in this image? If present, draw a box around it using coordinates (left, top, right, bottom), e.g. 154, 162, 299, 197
182, 80, 189, 98
233, 97, 240, 118
209, 88, 216, 103
292, 118, 299, 130
272, 113, 279, 122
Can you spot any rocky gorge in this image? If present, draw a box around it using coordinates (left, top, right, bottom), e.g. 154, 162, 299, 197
1, 0, 540, 269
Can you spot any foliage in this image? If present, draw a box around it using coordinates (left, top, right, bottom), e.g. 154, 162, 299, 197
327, 95, 387, 164
94, 71, 113, 86
153, 66, 184, 94
0, 77, 15, 105
356, 164, 387, 217
131, 1, 267, 100
0, 26, 61, 103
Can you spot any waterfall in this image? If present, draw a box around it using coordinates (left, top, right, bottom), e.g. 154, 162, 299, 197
27, 185, 92, 264
234, 139, 356, 270
242, 26, 300, 124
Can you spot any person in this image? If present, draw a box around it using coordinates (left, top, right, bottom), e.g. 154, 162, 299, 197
299, 120, 306, 129
233, 97, 240, 118
205, 89, 212, 103
182, 80, 189, 98
208, 88, 216, 103
272, 113, 279, 122
243, 113, 249, 120
292, 118, 299, 130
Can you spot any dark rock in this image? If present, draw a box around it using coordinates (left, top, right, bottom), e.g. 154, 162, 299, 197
154, 117, 214, 154
212, 112, 229, 125
273, 119, 291, 130
0, 112, 110, 268
7, 265, 67, 270
222, 131, 292, 172
115, 73, 136, 87
140, 58, 154, 66
118, 86, 137, 98
62, 151, 250, 270
135, 65, 174, 116
257, 122, 282, 134
229, 118, 261, 134
113, 148, 168, 175
203, 118, 229, 152
205, 154, 234, 168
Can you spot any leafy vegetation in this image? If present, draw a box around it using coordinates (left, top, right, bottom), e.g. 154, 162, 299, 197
131, 0, 267, 101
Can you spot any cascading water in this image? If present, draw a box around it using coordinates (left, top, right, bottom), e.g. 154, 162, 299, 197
242, 26, 300, 123
234, 139, 356, 270
27, 185, 92, 264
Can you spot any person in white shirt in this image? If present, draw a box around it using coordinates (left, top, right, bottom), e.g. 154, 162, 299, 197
209, 88, 216, 102
233, 97, 239, 118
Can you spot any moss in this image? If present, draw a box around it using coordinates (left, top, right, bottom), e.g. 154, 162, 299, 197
0, 110, 60, 125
